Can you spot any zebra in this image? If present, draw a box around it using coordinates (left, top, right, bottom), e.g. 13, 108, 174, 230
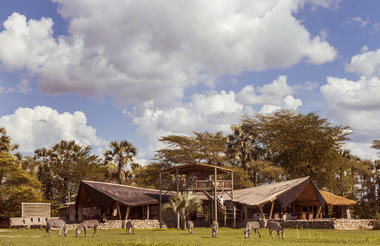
187, 220, 194, 235
211, 221, 218, 238
244, 221, 261, 239
45, 218, 67, 237
76, 218, 106, 237
125, 220, 134, 235
267, 221, 285, 239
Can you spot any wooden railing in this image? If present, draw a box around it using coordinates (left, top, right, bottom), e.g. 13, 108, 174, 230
169, 180, 232, 191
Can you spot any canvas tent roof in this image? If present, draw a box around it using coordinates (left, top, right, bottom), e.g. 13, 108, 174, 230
233, 177, 326, 208
75, 180, 172, 209
319, 190, 357, 206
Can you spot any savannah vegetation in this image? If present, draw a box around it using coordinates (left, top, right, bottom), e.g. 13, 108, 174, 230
1, 110, 380, 220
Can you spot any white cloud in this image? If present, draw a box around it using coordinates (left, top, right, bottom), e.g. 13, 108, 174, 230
132, 77, 302, 160
0, 106, 106, 153
346, 48, 380, 78
305, 0, 342, 9
321, 48, 380, 160
0, 1, 336, 106
237, 75, 294, 105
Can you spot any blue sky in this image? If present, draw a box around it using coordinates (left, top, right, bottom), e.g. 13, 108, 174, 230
0, 0, 379, 162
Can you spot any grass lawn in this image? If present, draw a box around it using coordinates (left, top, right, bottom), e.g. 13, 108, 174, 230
0, 227, 380, 246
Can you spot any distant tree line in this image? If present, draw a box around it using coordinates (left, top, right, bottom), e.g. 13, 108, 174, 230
0, 110, 379, 219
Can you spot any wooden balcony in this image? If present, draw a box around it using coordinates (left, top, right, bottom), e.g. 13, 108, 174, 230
170, 179, 232, 191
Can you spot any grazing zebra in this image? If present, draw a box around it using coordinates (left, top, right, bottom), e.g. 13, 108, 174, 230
187, 220, 194, 235
211, 221, 218, 238
125, 220, 134, 235
45, 219, 67, 237
244, 221, 261, 239
76, 218, 106, 237
267, 221, 284, 239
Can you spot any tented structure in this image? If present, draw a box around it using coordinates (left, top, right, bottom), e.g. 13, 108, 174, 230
232, 177, 327, 221
75, 180, 172, 223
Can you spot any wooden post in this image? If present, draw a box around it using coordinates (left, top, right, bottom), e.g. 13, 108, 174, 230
316, 206, 322, 220
233, 205, 236, 229
224, 211, 227, 227
159, 172, 162, 228
232, 172, 235, 228
269, 201, 274, 219
214, 167, 218, 223
147, 205, 150, 220
259, 205, 266, 224
176, 168, 180, 229
125, 207, 130, 220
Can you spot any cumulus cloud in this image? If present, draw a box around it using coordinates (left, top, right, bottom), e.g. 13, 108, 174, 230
0, 1, 336, 106
0, 106, 106, 153
132, 77, 302, 159
321, 48, 380, 160
346, 48, 380, 78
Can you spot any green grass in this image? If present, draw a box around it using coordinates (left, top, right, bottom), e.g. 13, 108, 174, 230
0, 228, 380, 246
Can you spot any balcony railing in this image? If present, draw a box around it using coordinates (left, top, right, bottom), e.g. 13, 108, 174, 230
169, 179, 232, 191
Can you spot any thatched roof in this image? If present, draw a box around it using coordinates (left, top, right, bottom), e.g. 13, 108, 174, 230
75, 180, 172, 209
319, 190, 357, 206
233, 177, 326, 208
160, 162, 233, 174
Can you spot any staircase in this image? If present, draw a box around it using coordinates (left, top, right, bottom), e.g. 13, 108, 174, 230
201, 191, 240, 220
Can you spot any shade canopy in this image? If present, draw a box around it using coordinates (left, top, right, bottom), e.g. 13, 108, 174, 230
160, 162, 233, 175
75, 180, 172, 210
233, 177, 326, 208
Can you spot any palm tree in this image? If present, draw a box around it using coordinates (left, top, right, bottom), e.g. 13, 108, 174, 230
227, 125, 255, 170
104, 141, 137, 184
164, 191, 203, 229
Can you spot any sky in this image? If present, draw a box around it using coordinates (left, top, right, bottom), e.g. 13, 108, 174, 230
0, 0, 380, 163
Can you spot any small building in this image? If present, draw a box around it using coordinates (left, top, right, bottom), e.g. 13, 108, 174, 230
10, 203, 51, 228
319, 190, 357, 219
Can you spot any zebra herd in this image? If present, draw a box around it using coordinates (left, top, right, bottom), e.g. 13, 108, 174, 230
45, 218, 134, 238
45, 218, 284, 239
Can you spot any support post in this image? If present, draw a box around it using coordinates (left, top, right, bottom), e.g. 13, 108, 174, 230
147, 205, 150, 220
259, 205, 266, 225
214, 167, 218, 223
233, 205, 236, 229
176, 168, 180, 229
159, 172, 162, 228
232, 172, 235, 228
224, 211, 227, 227
125, 207, 130, 220
116, 203, 123, 228
316, 206, 322, 220
269, 201, 274, 220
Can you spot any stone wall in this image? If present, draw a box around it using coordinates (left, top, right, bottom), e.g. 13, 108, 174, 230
64, 219, 165, 230
333, 219, 374, 230
270, 219, 374, 230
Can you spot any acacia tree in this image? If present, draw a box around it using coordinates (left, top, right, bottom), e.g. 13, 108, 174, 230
237, 110, 350, 189
157, 131, 227, 165
104, 140, 137, 184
